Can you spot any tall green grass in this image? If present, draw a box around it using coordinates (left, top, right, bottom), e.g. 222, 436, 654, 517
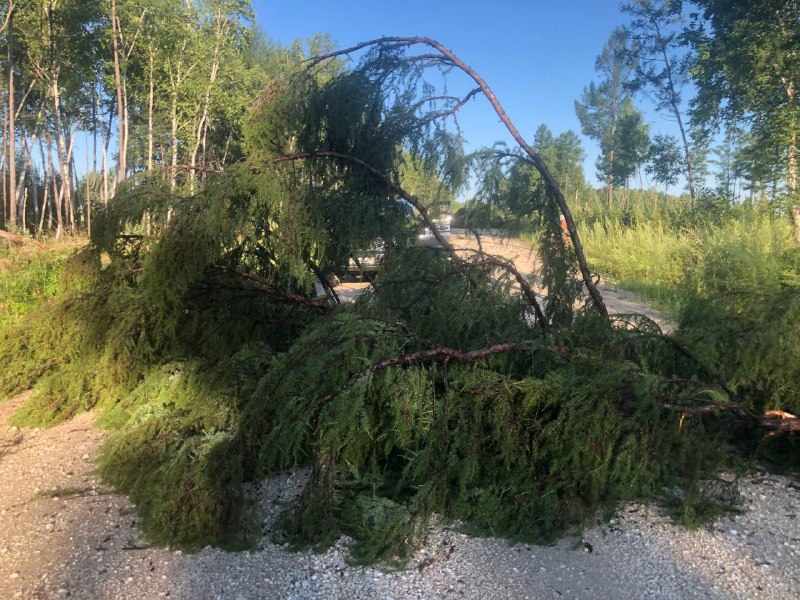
581, 208, 795, 315
581, 218, 693, 312
0, 241, 80, 327
582, 207, 800, 449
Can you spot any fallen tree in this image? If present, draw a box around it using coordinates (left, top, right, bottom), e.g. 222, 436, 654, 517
0, 37, 796, 561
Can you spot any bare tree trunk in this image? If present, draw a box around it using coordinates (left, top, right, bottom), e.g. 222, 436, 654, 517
44, 130, 62, 238
653, 26, 696, 205
167, 41, 198, 191
111, 0, 127, 187
50, 79, 72, 233
0, 0, 9, 228
85, 133, 91, 237
15, 131, 37, 230
32, 162, 39, 232
7, 7, 16, 230
101, 94, 116, 203
1, 120, 7, 230
189, 56, 219, 191
147, 46, 155, 173
786, 88, 799, 243
65, 127, 76, 233
170, 88, 178, 190
37, 137, 47, 234
20, 187, 26, 232
93, 77, 99, 173
190, 11, 226, 191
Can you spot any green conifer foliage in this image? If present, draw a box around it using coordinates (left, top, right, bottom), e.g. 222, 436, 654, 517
0, 39, 784, 560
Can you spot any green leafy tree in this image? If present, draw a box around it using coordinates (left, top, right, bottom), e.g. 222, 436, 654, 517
623, 0, 698, 202
646, 133, 683, 198
576, 28, 638, 205
6, 0, 106, 234
608, 99, 650, 193
687, 0, 800, 236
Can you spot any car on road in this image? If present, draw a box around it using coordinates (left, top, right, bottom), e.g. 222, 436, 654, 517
348, 199, 452, 275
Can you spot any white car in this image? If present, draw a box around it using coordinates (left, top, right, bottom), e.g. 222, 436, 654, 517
348, 199, 452, 274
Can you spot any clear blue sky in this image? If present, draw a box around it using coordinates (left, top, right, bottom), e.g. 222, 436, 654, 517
253, 0, 687, 194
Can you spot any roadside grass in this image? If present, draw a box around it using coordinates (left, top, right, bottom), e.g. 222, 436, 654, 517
583, 207, 800, 422
580, 217, 693, 316
580, 208, 795, 316
0, 239, 84, 328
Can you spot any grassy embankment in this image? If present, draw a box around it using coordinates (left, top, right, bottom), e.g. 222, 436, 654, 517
0, 239, 82, 327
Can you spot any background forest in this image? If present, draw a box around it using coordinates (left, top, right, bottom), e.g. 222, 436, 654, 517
0, 0, 798, 563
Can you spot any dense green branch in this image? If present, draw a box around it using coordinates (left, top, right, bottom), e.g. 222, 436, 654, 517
268, 151, 454, 251
212, 266, 333, 312
315, 341, 526, 409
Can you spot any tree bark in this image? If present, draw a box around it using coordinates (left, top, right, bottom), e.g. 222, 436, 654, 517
85, 133, 90, 236
50, 79, 71, 235
101, 94, 116, 204
111, 0, 127, 187
654, 22, 696, 205
190, 10, 226, 191
791, 205, 800, 245
7, 7, 16, 230
44, 129, 62, 237
37, 136, 48, 234
147, 46, 155, 173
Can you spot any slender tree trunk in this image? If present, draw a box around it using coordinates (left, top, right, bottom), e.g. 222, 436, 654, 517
190, 12, 226, 191
101, 94, 116, 203
789, 125, 800, 243
170, 88, 178, 190
20, 187, 26, 232
1, 122, 7, 230
111, 0, 127, 187
147, 46, 155, 173
190, 56, 219, 191
32, 168, 39, 232
50, 79, 72, 232
15, 130, 38, 229
654, 27, 695, 205
7, 8, 16, 229
85, 133, 90, 237
14, 133, 27, 217
93, 77, 98, 173
121, 74, 129, 184
44, 130, 61, 238
37, 136, 47, 234
784, 83, 800, 243
65, 127, 76, 232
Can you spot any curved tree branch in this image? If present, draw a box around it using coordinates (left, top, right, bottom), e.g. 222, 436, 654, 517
212, 265, 333, 312
307, 36, 609, 318
316, 341, 526, 409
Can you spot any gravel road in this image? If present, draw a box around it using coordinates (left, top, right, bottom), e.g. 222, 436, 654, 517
2, 234, 798, 599
1, 389, 799, 599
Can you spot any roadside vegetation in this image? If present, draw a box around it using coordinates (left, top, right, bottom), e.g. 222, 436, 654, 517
0, 239, 79, 327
